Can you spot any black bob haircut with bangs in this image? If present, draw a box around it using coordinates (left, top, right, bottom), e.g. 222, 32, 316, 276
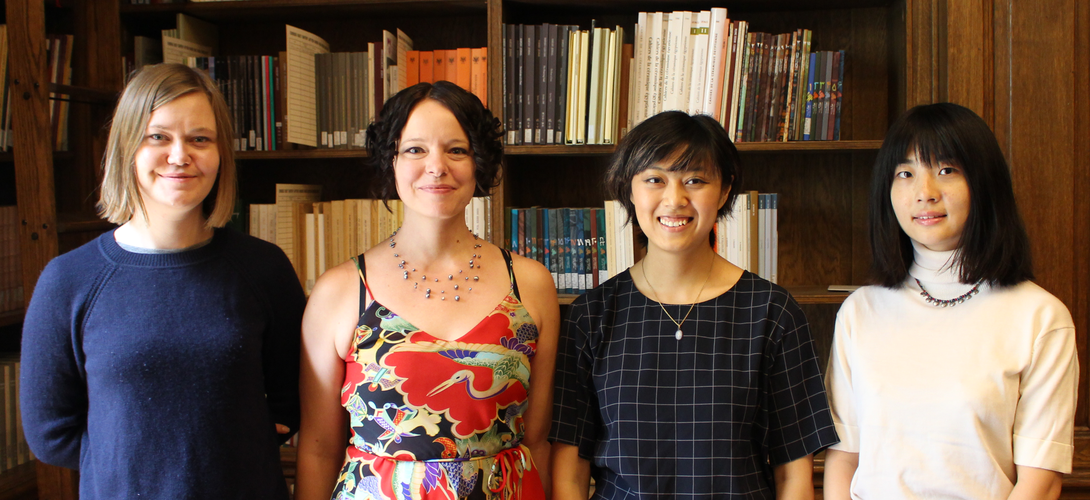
869, 102, 1033, 288
605, 111, 742, 247
365, 81, 504, 205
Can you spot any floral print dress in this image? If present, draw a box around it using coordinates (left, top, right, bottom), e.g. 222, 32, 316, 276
331, 250, 545, 500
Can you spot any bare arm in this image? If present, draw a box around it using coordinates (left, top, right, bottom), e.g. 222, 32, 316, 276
774, 454, 815, 500
821, 449, 858, 500
513, 255, 560, 498
551, 443, 591, 500
1008, 465, 1062, 500
294, 262, 359, 500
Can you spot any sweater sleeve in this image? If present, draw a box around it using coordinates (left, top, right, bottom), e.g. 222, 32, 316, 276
19, 258, 91, 469
256, 246, 306, 442
1011, 319, 1078, 473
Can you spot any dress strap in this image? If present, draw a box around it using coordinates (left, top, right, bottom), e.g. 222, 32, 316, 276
500, 248, 521, 302
351, 253, 374, 316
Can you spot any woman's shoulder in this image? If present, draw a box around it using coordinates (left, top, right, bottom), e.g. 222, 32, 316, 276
990, 280, 1074, 330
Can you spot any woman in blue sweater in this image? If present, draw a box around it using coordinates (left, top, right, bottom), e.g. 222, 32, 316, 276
20, 63, 305, 499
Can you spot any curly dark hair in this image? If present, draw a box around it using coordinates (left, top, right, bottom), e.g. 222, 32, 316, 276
365, 81, 504, 203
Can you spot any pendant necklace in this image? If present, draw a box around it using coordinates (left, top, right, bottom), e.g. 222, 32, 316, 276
390, 227, 483, 302
913, 277, 982, 307
642, 257, 714, 340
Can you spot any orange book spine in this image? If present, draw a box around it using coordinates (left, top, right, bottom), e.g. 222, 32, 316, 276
447, 50, 460, 87
471, 47, 485, 106
434, 50, 447, 82
420, 51, 434, 84
406, 50, 420, 87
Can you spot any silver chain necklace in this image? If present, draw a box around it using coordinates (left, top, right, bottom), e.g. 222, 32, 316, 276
390, 228, 482, 302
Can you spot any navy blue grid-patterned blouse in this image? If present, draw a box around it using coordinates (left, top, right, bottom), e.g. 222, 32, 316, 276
549, 270, 838, 499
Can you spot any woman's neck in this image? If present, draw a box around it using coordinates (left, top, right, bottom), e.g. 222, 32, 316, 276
391, 212, 478, 263
635, 245, 720, 303
115, 210, 213, 250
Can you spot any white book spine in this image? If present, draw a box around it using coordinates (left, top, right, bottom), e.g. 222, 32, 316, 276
688, 11, 711, 115
703, 8, 729, 117
676, 11, 694, 113
648, 13, 665, 118
305, 213, 316, 294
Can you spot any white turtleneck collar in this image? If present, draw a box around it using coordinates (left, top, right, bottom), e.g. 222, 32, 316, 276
909, 242, 961, 284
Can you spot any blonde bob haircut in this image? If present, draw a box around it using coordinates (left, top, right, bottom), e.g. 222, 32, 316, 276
97, 63, 236, 228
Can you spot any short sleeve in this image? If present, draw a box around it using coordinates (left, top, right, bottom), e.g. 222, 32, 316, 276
764, 296, 839, 465
825, 309, 859, 453
1012, 323, 1078, 473
548, 299, 601, 459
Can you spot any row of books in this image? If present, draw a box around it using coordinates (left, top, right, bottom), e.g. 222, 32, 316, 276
629, 11, 843, 142
502, 11, 846, 146
507, 206, 617, 294
716, 192, 779, 283
0, 356, 31, 475
404, 49, 489, 106
503, 23, 630, 146
0, 28, 74, 152
0, 207, 23, 315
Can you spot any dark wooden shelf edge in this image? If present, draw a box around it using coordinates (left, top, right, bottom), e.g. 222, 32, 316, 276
48, 83, 119, 105
56, 219, 116, 234
0, 310, 24, 328
506, 140, 883, 156
559, 286, 851, 305
235, 149, 369, 160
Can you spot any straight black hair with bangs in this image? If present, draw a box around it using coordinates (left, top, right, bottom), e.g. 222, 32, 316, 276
869, 102, 1033, 288
605, 111, 742, 246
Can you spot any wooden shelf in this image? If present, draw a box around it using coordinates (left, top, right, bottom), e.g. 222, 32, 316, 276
558, 285, 852, 306
0, 460, 37, 500
0, 310, 24, 328
56, 217, 115, 234
120, 0, 486, 22
235, 149, 369, 161
48, 83, 118, 105
506, 140, 882, 156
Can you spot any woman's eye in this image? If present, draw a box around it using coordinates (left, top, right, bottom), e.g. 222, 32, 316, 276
403, 147, 424, 155
192, 136, 213, 144
450, 147, 470, 156
148, 134, 166, 142
894, 170, 911, 179
685, 178, 707, 185
938, 166, 958, 175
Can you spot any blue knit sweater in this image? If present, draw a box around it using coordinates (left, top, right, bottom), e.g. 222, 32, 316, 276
21, 228, 304, 499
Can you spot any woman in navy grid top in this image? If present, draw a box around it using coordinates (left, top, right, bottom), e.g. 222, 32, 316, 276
549, 111, 838, 499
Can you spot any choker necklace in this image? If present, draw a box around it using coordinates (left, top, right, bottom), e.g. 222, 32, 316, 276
390, 228, 482, 302
641, 257, 714, 340
913, 278, 981, 307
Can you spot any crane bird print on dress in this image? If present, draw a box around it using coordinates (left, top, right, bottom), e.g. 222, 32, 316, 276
392, 341, 532, 400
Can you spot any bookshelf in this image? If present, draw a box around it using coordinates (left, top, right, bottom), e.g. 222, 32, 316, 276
8, 0, 1088, 497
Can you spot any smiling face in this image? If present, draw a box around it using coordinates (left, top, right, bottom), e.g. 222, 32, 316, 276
630, 159, 730, 255
890, 151, 971, 252
393, 99, 476, 220
133, 92, 220, 223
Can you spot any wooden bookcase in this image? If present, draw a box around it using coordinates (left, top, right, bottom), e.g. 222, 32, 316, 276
7, 0, 1088, 498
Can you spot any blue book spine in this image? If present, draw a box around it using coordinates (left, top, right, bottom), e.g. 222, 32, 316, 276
510, 208, 519, 256
596, 208, 607, 285
560, 208, 571, 294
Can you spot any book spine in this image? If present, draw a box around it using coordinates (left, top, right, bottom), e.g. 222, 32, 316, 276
523, 25, 536, 144
835, 49, 845, 140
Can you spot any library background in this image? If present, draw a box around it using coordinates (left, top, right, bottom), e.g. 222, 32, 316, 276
0, 0, 1086, 498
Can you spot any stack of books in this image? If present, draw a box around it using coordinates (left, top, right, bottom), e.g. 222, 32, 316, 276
0, 355, 31, 474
